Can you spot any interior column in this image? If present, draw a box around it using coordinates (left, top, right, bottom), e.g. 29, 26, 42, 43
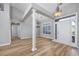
32, 9, 37, 51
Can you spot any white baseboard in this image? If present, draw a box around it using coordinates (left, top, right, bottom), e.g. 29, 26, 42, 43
52, 39, 78, 48
21, 37, 32, 39
0, 42, 11, 46
40, 36, 54, 40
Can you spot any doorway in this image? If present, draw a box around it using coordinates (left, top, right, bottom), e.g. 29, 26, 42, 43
11, 22, 20, 41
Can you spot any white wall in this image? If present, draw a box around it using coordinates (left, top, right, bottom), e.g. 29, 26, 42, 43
20, 15, 32, 39
0, 4, 11, 46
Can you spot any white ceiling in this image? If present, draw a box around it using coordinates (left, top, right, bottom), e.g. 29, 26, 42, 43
10, 3, 57, 14
10, 3, 31, 13
36, 13, 50, 22
10, 3, 77, 23
36, 3, 57, 13
10, 3, 58, 22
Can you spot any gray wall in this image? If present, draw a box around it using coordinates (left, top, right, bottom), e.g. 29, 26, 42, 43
0, 4, 11, 46
20, 15, 32, 39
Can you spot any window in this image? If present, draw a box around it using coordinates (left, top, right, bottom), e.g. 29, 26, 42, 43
43, 23, 51, 34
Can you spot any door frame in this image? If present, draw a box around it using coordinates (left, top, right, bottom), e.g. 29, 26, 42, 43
55, 19, 72, 43
54, 12, 78, 47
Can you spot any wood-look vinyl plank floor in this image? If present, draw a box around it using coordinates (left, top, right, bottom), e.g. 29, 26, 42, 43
0, 37, 78, 56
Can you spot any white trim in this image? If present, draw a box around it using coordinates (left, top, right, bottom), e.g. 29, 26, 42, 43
75, 12, 78, 46
53, 19, 56, 40
21, 37, 32, 39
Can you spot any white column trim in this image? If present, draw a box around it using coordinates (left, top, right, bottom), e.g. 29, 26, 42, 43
32, 9, 37, 51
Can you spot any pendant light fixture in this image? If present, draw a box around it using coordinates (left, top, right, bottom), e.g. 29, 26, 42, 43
53, 3, 62, 17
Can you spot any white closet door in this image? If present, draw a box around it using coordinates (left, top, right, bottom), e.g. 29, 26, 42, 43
57, 19, 72, 43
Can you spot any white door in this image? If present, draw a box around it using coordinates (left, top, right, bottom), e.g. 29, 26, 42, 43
57, 19, 72, 44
